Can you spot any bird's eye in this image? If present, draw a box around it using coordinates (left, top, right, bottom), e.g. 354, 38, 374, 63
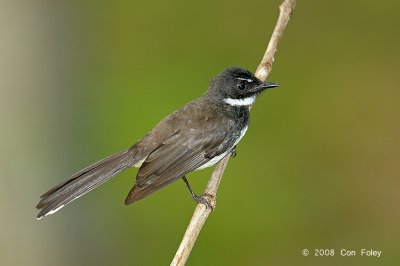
237, 82, 245, 90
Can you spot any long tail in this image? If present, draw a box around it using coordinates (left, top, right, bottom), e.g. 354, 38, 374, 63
36, 146, 140, 219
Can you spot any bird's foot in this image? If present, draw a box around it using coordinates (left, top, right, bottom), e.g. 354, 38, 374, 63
193, 193, 214, 210
182, 176, 214, 210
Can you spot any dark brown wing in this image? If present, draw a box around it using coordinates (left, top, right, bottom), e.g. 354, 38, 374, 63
124, 104, 235, 204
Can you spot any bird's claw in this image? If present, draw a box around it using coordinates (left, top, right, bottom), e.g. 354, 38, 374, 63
193, 193, 214, 210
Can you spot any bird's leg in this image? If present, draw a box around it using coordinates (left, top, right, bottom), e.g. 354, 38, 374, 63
182, 176, 213, 210
230, 145, 237, 158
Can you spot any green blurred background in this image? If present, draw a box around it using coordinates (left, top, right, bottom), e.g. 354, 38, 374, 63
1, 0, 399, 265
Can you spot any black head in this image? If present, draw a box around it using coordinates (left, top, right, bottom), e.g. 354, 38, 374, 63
207, 67, 278, 106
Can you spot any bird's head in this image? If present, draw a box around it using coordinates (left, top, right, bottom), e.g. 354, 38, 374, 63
207, 67, 279, 106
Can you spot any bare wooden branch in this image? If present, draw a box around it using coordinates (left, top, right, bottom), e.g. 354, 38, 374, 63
256, 0, 296, 82
170, 157, 229, 266
171, 1, 296, 265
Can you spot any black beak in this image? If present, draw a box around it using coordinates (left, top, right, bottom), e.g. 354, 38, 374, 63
251, 82, 279, 93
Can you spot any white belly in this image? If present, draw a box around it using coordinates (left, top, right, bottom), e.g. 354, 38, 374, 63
195, 150, 229, 170
196, 126, 248, 170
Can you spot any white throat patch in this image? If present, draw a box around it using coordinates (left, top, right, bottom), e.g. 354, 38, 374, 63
223, 96, 256, 106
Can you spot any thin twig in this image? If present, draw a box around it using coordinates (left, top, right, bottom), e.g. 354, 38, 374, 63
171, 1, 296, 265
170, 157, 229, 266
256, 0, 296, 82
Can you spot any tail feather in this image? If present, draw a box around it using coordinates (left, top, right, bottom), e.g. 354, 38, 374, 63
36, 147, 138, 219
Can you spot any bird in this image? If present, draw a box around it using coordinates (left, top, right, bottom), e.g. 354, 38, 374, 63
36, 67, 278, 219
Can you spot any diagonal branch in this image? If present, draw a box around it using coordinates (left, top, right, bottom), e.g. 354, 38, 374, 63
171, 1, 296, 265
256, 0, 296, 82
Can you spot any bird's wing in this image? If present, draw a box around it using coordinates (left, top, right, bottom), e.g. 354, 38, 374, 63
124, 115, 234, 204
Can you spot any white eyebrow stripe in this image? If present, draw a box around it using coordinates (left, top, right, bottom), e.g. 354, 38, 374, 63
236, 77, 253, 82
223, 96, 256, 106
